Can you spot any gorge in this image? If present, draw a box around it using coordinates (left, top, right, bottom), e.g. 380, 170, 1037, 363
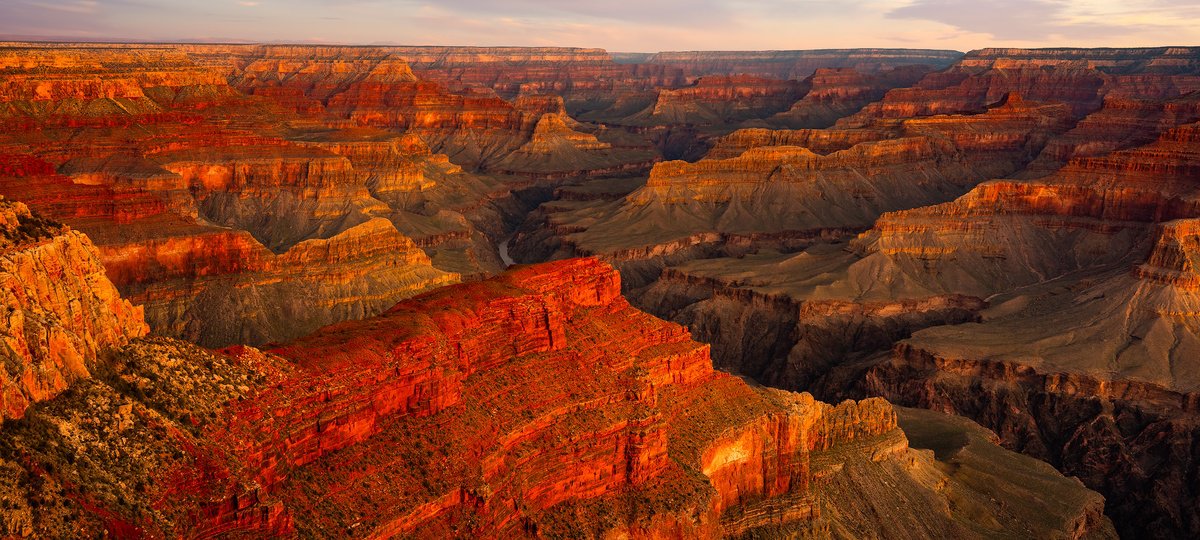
0, 39, 1196, 538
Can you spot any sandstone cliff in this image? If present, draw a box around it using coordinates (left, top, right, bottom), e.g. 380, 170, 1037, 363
0, 200, 146, 423
840, 46, 1200, 126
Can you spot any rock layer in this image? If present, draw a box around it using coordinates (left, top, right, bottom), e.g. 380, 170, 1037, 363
0, 200, 146, 422
0, 239, 1115, 538
507, 47, 1200, 539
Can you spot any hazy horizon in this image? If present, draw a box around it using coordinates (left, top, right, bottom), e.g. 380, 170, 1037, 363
2, 0, 1197, 53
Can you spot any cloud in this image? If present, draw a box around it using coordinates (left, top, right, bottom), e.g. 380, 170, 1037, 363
22, 0, 99, 14
886, 0, 1147, 41
396, 0, 735, 26
1, 0, 1196, 51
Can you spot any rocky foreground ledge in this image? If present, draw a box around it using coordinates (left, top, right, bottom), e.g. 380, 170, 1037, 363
0, 201, 1112, 538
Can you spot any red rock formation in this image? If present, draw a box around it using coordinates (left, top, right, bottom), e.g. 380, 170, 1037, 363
0, 200, 147, 422
0, 46, 464, 346
842, 47, 1200, 126
514, 95, 1071, 281
705, 127, 888, 158
0, 247, 1114, 538
1023, 91, 1200, 177
490, 113, 659, 177
759, 66, 931, 129
500, 48, 1200, 539
854, 120, 1200, 296
634, 49, 962, 80
621, 75, 806, 126
390, 46, 685, 100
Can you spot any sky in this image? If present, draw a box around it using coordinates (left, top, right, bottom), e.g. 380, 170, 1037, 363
1, 0, 1198, 52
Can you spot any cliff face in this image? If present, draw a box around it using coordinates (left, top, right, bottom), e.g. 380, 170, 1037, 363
3, 42, 958, 348
514, 93, 1071, 278
0, 201, 147, 422
635, 49, 963, 80
760, 66, 932, 129
390, 46, 685, 102
1, 41, 1164, 538
574, 66, 942, 148
853, 117, 1200, 298
622, 75, 807, 126
841, 46, 1200, 126
834, 120, 1200, 537
0, 248, 1113, 538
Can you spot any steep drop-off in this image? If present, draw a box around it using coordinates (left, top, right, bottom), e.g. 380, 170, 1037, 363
0, 225, 1116, 537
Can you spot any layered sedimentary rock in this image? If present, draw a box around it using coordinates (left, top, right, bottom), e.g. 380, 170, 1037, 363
757, 66, 932, 129
285, 129, 513, 277
0, 238, 1114, 538
384, 47, 957, 118
389, 46, 685, 102
514, 93, 1071, 286
577, 67, 941, 154
502, 48, 1200, 539
0, 45, 468, 346
1022, 91, 1200, 177
9, 41, 1183, 538
841, 47, 1200, 125
834, 122, 1200, 538
703, 127, 889, 159
620, 75, 806, 127
0, 200, 146, 422
489, 112, 659, 177
632, 49, 962, 80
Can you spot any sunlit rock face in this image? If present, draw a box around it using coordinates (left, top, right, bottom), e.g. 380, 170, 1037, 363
0, 199, 146, 422
0, 244, 1113, 538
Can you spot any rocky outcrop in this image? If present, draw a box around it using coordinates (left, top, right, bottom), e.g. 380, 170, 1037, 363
631, 253, 987, 393
851, 120, 1200, 298
7, 41, 1195, 537
389, 46, 683, 102
513, 50, 1200, 539
841, 47, 1200, 126
662, 97, 1200, 540
868, 334, 1199, 539
513, 94, 1071, 276
835, 122, 1200, 535
491, 113, 659, 177
621, 75, 806, 126
1022, 91, 1200, 177
759, 66, 932, 129
108, 218, 458, 347
705, 127, 888, 158
0, 200, 146, 422
0, 253, 1114, 538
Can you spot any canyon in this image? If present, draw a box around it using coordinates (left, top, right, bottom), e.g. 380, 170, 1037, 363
0, 41, 1196, 538
0, 201, 1113, 538
511, 46, 1200, 538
